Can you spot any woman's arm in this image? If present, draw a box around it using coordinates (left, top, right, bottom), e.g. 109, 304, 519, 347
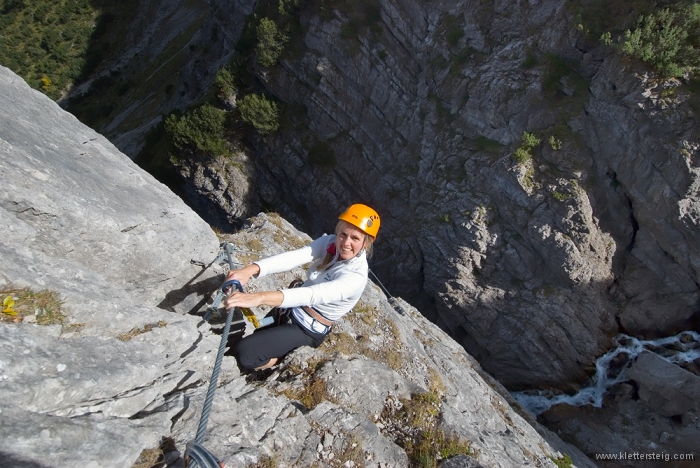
223, 289, 284, 309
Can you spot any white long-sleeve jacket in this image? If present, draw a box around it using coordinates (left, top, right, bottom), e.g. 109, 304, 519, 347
254, 234, 368, 333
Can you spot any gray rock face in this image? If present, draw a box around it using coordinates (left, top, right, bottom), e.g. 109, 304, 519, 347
176, 151, 263, 230
219, 0, 700, 388
1, 65, 596, 467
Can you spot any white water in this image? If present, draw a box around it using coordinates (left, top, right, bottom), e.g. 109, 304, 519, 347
512, 331, 700, 416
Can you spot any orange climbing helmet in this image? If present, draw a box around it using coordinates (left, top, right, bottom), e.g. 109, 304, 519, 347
338, 203, 381, 239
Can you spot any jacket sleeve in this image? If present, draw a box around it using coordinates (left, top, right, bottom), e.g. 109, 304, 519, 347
254, 235, 332, 277
279, 268, 366, 309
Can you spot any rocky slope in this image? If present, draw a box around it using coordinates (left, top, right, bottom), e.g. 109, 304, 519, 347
187, 0, 700, 391
1, 66, 596, 467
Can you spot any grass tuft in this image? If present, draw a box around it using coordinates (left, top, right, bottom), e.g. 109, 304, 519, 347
118, 320, 168, 341
1, 287, 66, 325
379, 390, 473, 467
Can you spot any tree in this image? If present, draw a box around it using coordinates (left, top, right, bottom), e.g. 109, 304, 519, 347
238, 94, 280, 134
164, 103, 228, 155
255, 17, 288, 67
621, 4, 700, 77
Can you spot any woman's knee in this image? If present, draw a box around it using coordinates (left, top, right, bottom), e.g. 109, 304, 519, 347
232, 339, 260, 371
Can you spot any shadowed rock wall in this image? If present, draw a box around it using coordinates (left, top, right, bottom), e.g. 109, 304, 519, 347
226, 0, 700, 389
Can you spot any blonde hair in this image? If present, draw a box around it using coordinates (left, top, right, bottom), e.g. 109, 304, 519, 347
316, 220, 374, 271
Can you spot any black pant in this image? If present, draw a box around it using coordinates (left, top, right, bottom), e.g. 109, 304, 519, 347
232, 314, 326, 370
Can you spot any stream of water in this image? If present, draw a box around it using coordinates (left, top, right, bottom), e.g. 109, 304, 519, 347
512, 331, 700, 416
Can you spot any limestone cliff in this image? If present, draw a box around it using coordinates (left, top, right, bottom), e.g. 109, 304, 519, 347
200, 0, 700, 390
1, 66, 594, 468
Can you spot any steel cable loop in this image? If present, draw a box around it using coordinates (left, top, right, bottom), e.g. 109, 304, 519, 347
185, 441, 223, 468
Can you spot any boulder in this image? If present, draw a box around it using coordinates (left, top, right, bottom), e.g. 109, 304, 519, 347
628, 351, 700, 417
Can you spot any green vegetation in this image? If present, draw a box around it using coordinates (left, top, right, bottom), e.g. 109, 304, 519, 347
549, 453, 573, 468
621, 4, 700, 77
548, 135, 562, 150
0, 0, 96, 99
512, 131, 540, 164
1, 287, 66, 325
552, 190, 570, 201
320, 301, 404, 371
255, 17, 289, 67
132, 437, 174, 468
278, 365, 330, 410
380, 390, 473, 467
572, 0, 658, 40
247, 454, 279, 468
238, 93, 280, 134
573, 0, 700, 79
337, 0, 382, 42
164, 103, 228, 156
216, 66, 236, 100
131, 446, 163, 468
521, 132, 540, 148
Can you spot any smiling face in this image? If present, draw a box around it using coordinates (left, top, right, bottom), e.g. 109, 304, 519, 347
335, 221, 368, 260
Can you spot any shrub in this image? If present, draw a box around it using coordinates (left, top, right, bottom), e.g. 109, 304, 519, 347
521, 131, 541, 148
621, 4, 700, 77
443, 14, 465, 47
512, 147, 532, 164
552, 190, 570, 201
548, 135, 562, 150
512, 131, 541, 165
215, 66, 236, 99
255, 17, 288, 67
164, 103, 228, 155
278, 0, 302, 15
238, 93, 280, 134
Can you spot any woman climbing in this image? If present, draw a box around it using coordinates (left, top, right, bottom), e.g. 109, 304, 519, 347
224, 203, 380, 371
